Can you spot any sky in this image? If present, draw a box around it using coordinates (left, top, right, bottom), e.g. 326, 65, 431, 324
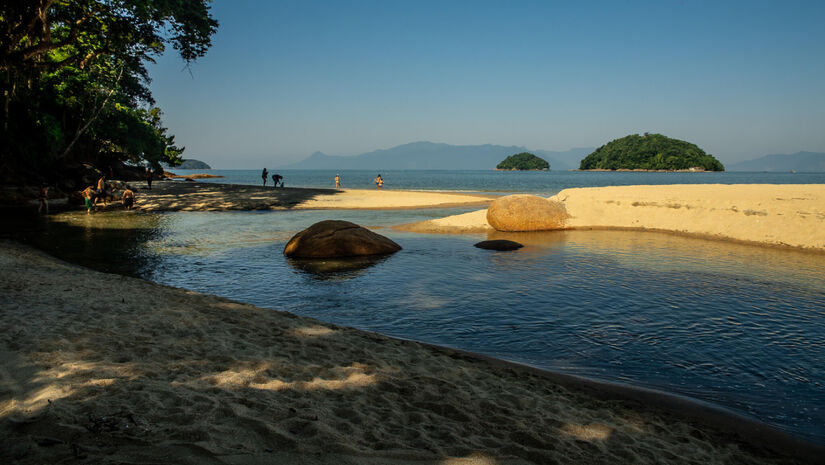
148, 0, 825, 168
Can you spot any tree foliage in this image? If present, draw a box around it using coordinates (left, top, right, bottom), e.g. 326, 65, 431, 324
579, 133, 724, 171
496, 152, 550, 170
0, 0, 217, 183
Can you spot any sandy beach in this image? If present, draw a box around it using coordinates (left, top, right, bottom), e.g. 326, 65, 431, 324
1, 240, 822, 464
396, 184, 825, 251
130, 181, 494, 212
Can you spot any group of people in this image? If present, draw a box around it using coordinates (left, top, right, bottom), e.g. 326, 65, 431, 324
77, 175, 135, 214
259, 170, 384, 190
334, 173, 383, 189
261, 168, 283, 187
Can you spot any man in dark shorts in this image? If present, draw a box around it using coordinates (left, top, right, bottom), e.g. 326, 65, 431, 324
262, 168, 268, 186
94, 175, 107, 206
122, 187, 135, 210
272, 173, 283, 187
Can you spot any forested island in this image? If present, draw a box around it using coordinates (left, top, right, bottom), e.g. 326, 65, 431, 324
579, 134, 724, 171
496, 152, 550, 170
177, 159, 212, 169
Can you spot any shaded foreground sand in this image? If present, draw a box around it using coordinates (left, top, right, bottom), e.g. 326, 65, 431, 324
132, 181, 493, 212
2, 241, 821, 464
396, 184, 825, 251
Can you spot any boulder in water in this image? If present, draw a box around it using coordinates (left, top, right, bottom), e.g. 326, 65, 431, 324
283, 220, 402, 258
474, 240, 524, 251
486, 194, 568, 232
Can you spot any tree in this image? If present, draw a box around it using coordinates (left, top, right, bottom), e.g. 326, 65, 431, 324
579, 134, 725, 171
0, 0, 218, 182
496, 152, 550, 170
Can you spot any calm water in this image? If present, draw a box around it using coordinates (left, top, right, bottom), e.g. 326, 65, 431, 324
9, 170, 825, 444
172, 168, 825, 196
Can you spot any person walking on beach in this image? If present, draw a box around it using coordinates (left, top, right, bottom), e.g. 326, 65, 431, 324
122, 187, 135, 210
374, 174, 384, 189
94, 175, 107, 206
146, 168, 153, 190
262, 168, 268, 186
334, 173, 341, 188
38, 183, 49, 214
81, 186, 95, 214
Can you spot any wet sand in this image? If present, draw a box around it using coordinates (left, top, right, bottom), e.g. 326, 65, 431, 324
1, 240, 821, 464
395, 184, 825, 251
130, 181, 494, 212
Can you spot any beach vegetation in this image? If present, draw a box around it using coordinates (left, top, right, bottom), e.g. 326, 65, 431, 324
0, 0, 218, 183
579, 134, 725, 171
496, 152, 550, 170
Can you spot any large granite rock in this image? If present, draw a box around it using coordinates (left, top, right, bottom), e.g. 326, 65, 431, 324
283, 220, 402, 258
486, 194, 568, 232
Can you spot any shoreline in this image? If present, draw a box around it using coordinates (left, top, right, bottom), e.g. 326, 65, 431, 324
1, 240, 822, 464
395, 184, 825, 251
131, 180, 495, 212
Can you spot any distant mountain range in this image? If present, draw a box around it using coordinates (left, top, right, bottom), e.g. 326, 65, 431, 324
282, 142, 594, 171
728, 151, 825, 172
282, 143, 825, 172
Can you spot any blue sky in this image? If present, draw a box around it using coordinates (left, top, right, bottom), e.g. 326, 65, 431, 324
148, 0, 825, 168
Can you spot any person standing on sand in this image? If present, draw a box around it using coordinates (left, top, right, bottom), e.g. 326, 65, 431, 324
334, 174, 341, 188
262, 168, 268, 186
38, 183, 49, 214
146, 168, 153, 190
81, 186, 95, 214
122, 187, 135, 210
375, 174, 384, 189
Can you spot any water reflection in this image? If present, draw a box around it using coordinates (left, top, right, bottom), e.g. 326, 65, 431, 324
287, 255, 390, 279
6, 208, 825, 444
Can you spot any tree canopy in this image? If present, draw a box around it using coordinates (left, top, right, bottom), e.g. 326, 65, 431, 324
0, 0, 218, 185
579, 133, 724, 171
496, 152, 550, 170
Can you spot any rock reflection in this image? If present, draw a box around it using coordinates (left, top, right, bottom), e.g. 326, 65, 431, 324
287, 255, 390, 280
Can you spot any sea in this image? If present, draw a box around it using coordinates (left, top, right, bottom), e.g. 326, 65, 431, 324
11, 169, 825, 445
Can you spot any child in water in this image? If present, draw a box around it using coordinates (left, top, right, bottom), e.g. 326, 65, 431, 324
375, 174, 383, 189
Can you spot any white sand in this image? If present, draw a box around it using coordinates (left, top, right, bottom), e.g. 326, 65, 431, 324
1, 241, 818, 464
396, 184, 825, 251
132, 181, 493, 212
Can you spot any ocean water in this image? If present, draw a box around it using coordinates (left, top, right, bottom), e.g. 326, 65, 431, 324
11, 170, 825, 445
169, 168, 825, 196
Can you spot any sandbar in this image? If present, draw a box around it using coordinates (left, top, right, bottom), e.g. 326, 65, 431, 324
396, 184, 825, 251
1, 241, 822, 464
128, 180, 494, 212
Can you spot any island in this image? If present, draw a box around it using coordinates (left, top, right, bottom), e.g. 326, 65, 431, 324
496, 152, 550, 170
177, 159, 212, 169
579, 133, 725, 171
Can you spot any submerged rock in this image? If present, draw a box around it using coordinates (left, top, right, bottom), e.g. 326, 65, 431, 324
474, 240, 524, 251
486, 194, 568, 232
283, 220, 402, 258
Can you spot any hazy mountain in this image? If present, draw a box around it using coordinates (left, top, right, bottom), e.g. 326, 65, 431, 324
282, 142, 594, 170
728, 152, 825, 172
